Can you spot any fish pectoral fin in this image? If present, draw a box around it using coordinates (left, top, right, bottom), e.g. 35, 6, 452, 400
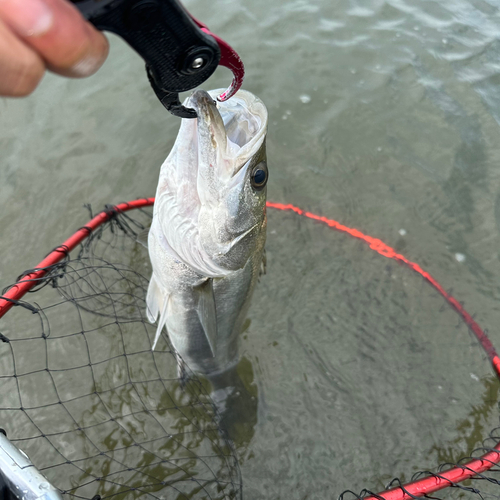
152, 293, 170, 350
136, 227, 150, 248
195, 278, 218, 358
146, 273, 162, 323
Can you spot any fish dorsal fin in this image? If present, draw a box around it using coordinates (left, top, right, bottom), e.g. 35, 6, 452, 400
195, 279, 217, 357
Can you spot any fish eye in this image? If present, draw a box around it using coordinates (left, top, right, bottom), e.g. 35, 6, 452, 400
251, 162, 268, 190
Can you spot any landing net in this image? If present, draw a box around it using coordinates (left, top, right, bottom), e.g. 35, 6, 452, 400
0, 198, 500, 500
0, 199, 241, 500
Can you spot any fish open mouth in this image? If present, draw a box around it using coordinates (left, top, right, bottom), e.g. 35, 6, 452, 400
218, 94, 265, 149
187, 89, 268, 164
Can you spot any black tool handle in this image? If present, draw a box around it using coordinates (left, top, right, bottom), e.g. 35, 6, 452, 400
73, 0, 220, 93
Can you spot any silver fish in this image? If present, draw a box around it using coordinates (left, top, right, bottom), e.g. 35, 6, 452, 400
146, 89, 268, 376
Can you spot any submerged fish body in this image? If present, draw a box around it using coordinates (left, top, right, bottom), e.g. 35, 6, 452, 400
147, 89, 268, 376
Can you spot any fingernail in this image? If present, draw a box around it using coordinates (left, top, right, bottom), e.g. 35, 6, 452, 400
70, 53, 103, 77
70, 39, 109, 77
0, 0, 53, 37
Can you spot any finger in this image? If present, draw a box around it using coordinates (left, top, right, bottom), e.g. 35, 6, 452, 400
0, 19, 45, 96
0, 0, 109, 78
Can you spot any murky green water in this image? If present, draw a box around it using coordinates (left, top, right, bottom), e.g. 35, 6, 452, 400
2, 0, 500, 498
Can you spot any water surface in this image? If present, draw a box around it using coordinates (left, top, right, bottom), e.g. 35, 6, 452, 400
2, 0, 500, 497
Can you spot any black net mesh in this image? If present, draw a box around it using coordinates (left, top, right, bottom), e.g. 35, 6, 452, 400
0, 205, 241, 500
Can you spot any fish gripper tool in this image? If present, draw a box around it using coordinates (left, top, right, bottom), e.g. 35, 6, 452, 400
71, 0, 245, 118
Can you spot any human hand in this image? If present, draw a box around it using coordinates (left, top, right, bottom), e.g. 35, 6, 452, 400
0, 0, 109, 96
